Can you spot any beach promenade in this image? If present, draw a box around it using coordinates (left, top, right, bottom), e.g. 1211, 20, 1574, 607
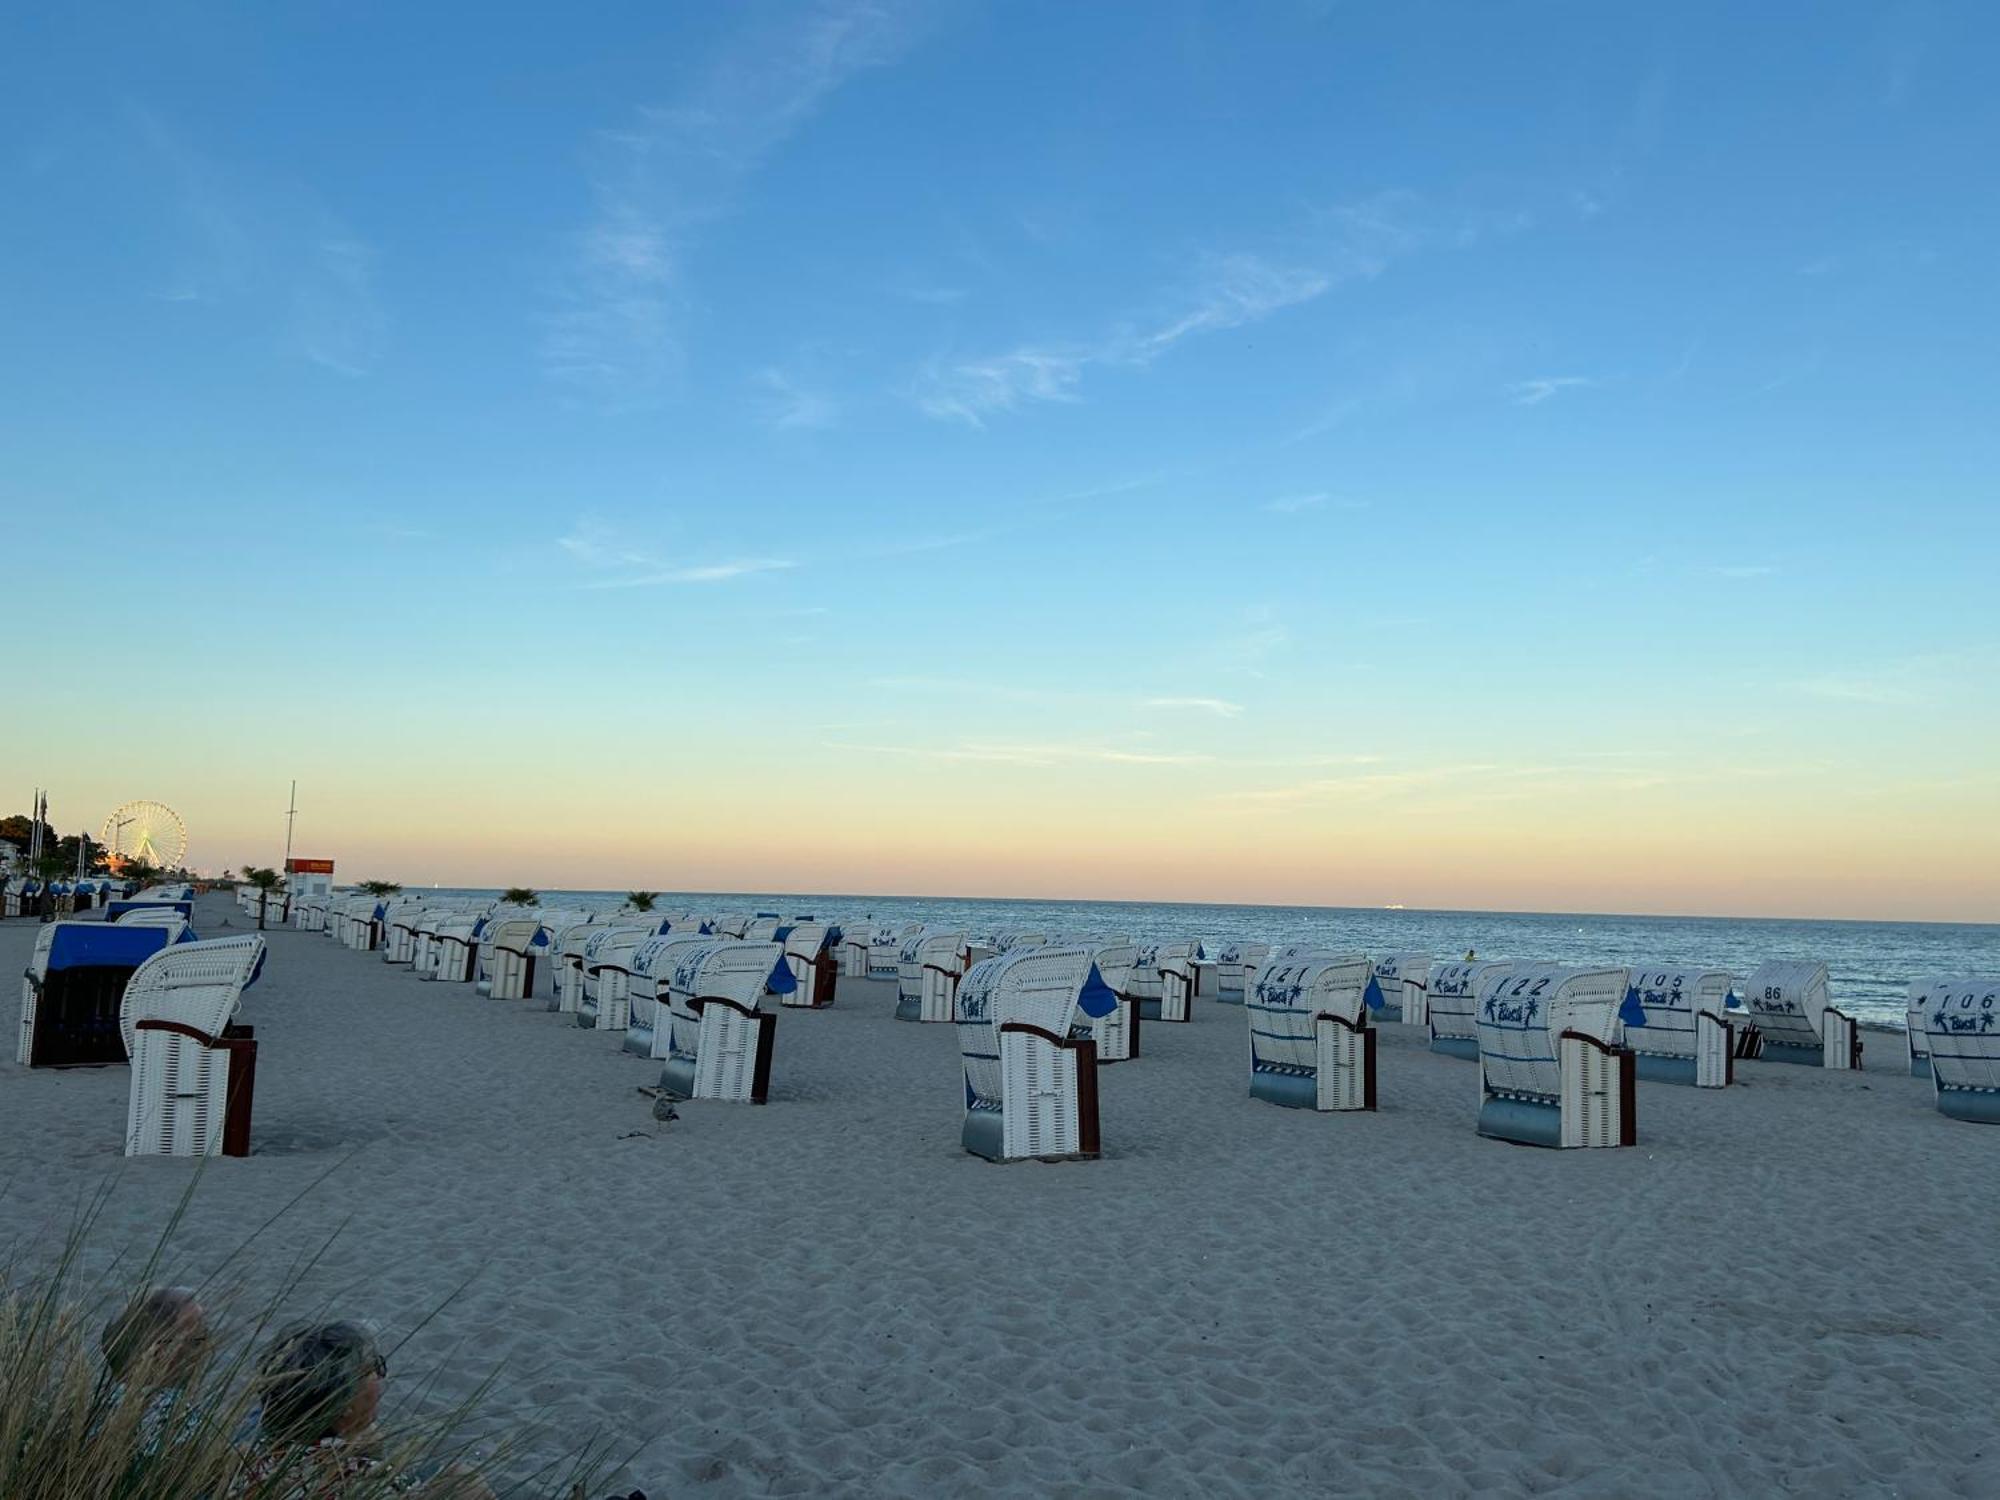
2, 893, 1993, 1497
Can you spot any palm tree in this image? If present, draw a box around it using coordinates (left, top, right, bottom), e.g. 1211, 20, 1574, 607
625, 891, 658, 912
501, 887, 538, 906
243, 865, 285, 930
360, 879, 404, 897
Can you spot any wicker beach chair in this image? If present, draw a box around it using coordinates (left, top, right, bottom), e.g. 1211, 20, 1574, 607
955, 945, 1120, 1161
1737, 960, 1860, 1069
777, 921, 839, 1009
1126, 941, 1201, 1022
1622, 967, 1737, 1086
1370, 953, 1432, 1025
1907, 978, 1952, 1079
423, 911, 484, 984
1427, 959, 1515, 1058
623, 933, 714, 1059
897, 929, 968, 1022
123, 936, 267, 1158
577, 924, 658, 1031
839, 922, 879, 978
1246, 952, 1381, 1111
1070, 941, 1141, 1062
1474, 965, 1635, 1148
871, 922, 919, 978
1915, 977, 2000, 1123
656, 940, 796, 1103
1213, 942, 1272, 1005
18, 919, 192, 1068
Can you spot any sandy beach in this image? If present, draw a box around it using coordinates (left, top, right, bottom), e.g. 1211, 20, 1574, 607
4, 893, 1995, 1498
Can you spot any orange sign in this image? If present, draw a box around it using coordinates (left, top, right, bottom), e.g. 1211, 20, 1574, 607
286, 858, 336, 874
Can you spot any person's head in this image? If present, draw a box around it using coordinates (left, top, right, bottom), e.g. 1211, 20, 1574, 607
255, 1321, 387, 1445
101, 1287, 208, 1388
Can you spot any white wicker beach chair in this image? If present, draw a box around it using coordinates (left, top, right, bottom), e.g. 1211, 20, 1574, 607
1916, 977, 2000, 1123
1737, 960, 1860, 1069
1213, 942, 1272, 1005
577, 924, 657, 1031
473, 916, 545, 1000
656, 940, 795, 1103
839, 922, 878, 978
1369, 953, 1431, 1025
871, 922, 919, 978
1622, 967, 1737, 1087
1246, 953, 1381, 1111
423, 911, 483, 983
1070, 941, 1141, 1062
1427, 959, 1515, 1058
621, 933, 713, 1059
18, 919, 191, 1068
379, 902, 427, 965
896, 930, 968, 1023
123, 936, 267, 1158
742, 916, 781, 942
955, 945, 1120, 1161
1907, 980, 1936, 1079
777, 921, 839, 1009
992, 931, 1047, 954
1474, 965, 1635, 1148
1126, 941, 1200, 1022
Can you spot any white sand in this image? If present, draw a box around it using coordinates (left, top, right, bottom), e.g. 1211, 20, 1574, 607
3, 894, 1996, 1497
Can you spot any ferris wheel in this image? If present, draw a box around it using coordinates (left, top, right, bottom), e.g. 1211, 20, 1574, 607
100, 800, 189, 872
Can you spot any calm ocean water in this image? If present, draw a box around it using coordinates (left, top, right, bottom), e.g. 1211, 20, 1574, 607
414, 888, 1999, 1029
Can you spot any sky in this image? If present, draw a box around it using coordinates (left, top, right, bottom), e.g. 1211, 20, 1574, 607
2, 1, 1996, 921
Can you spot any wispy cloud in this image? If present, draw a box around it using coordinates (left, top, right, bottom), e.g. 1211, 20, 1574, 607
1507, 375, 1595, 406
590, 558, 796, 588
1709, 563, 1778, 579
1793, 673, 1917, 705
557, 515, 794, 587
1143, 696, 1244, 718
546, 2, 923, 402
294, 235, 386, 376
753, 367, 838, 431
914, 250, 1334, 426
824, 739, 1211, 768
1263, 492, 1327, 514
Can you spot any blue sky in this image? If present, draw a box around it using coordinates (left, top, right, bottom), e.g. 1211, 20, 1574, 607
4, 2, 1996, 918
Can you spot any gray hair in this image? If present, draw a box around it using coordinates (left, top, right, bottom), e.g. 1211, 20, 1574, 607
255, 1321, 385, 1444
100, 1287, 200, 1379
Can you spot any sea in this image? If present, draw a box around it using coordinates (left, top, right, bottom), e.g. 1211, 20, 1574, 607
412, 888, 1999, 1030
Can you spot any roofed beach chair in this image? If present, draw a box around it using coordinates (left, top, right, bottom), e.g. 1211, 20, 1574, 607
1737, 960, 1860, 1069
839, 922, 878, 978
992, 931, 1047, 953
1475, 965, 1636, 1148
1622, 967, 1738, 1086
1128, 941, 1201, 1022
1916, 977, 2000, 1123
657, 939, 797, 1103
1370, 953, 1432, 1025
408, 907, 463, 977
544, 917, 600, 1011
1246, 952, 1382, 1111
955, 945, 1120, 1161
623, 933, 715, 1059
741, 915, 782, 942
18, 919, 194, 1068
1427, 960, 1515, 1059
1071, 941, 1141, 1062
123, 936, 267, 1158
380, 902, 431, 965
896, 929, 968, 1023
777, 921, 839, 1008
1213, 942, 1271, 1005
871, 922, 919, 978
477, 916, 547, 999
424, 911, 484, 983
577, 925, 657, 1031
1907, 978, 1949, 1079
